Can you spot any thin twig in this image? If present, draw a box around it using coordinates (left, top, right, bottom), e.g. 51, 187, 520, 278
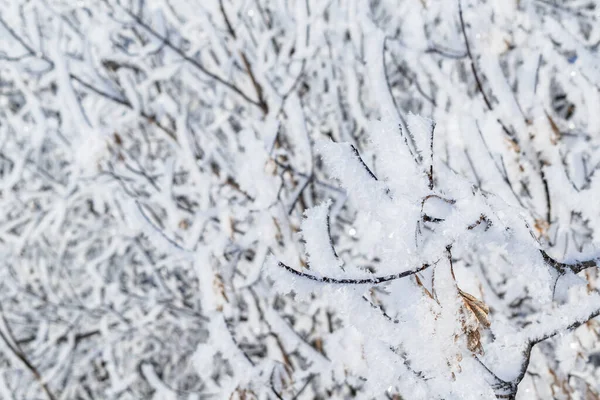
277, 261, 430, 285
219, 0, 269, 114
458, 2, 518, 145
0, 306, 57, 400
120, 6, 264, 111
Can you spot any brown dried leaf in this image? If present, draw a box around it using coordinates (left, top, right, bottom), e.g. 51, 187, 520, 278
534, 218, 550, 238
505, 137, 521, 153
414, 274, 434, 299
467, 329, 482, 353
458, 289, 490, 354
545, 111, 562, 145
264, 159, 277, 175
459, 289, 490, 328
214, 273, 229, 303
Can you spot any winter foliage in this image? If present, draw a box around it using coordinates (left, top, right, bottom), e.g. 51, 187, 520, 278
1, 0, 600, 399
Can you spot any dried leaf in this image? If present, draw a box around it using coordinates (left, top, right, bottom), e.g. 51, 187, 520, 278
545, 110, 562, 145
214, 273, 229, 303
459, 289, 490, 328
415, 274, 434, 299
467, 329, 482, 353
458, 289, 490, 354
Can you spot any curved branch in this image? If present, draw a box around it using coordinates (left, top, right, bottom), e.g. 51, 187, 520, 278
219, 0, 269, 114
540, 249, 600, 274
120, 6, 264, 111
506, 299, 600, 399
277, 261, 430, 285
458, 1, 518, 146
350, 144, 378, 181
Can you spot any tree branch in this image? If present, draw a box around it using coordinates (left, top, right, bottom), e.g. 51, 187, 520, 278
120, 6, 264, 111
277, 261, 430, 285
540, 249, 600, 274
219, 0, 269, 114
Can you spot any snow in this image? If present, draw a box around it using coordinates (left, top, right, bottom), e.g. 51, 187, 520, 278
2, 0, 600, 398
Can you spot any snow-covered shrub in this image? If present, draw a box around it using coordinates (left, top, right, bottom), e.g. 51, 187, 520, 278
267, 109, 600, 398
